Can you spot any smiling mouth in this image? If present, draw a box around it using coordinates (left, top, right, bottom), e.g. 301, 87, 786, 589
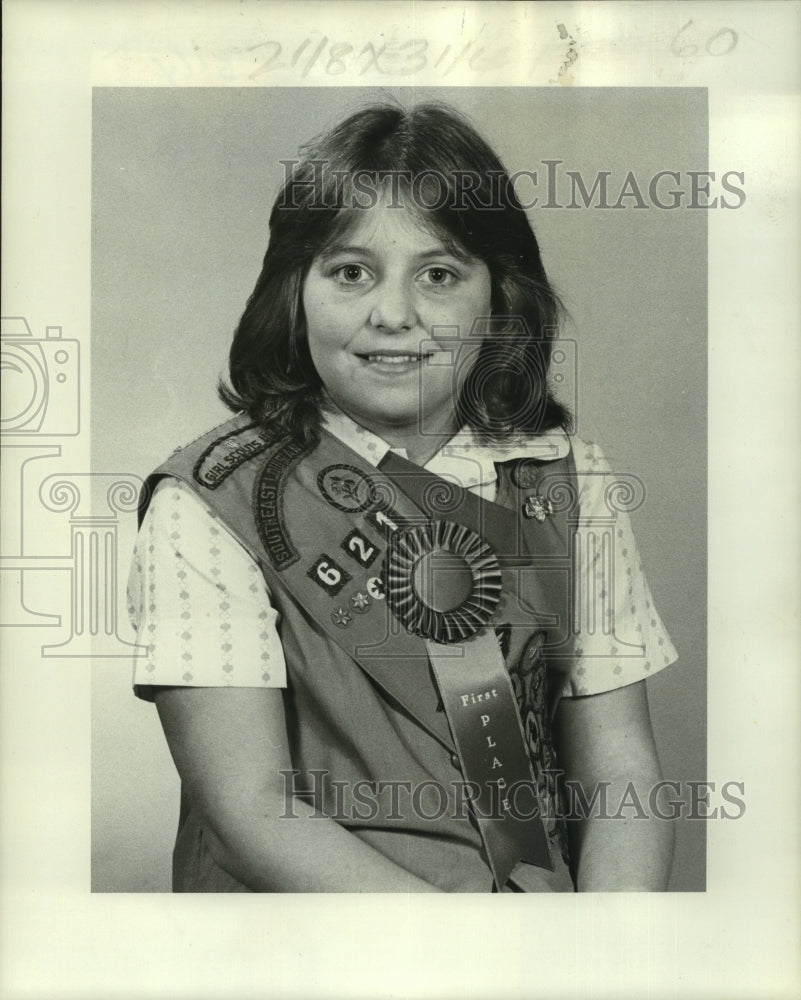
358, 352, 433, 365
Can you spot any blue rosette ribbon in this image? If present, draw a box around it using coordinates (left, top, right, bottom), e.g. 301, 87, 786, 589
383, 521, 503, 644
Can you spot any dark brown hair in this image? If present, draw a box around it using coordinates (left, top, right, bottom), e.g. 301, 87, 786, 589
220, 102, 571, 443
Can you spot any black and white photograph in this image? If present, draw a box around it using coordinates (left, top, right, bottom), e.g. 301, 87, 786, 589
2, 2, 799, 998
92, 85, 706, 896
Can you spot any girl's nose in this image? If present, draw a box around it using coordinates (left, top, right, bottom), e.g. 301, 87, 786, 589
368, 281, 416, 333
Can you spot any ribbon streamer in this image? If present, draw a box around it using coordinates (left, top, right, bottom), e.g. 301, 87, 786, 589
425, 631, 553, 887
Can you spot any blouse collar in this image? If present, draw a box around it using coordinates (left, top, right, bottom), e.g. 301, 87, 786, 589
321, 408, 569, 492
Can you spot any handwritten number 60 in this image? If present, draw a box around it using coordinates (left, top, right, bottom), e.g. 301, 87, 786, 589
671, 21, 738, 57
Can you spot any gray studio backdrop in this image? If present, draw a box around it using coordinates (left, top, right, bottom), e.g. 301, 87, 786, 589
92, 87, 706, 892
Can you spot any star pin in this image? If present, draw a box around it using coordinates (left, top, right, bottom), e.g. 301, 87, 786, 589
523, 494, 553, 523
331, 607, 352, 628
350, 591, 373, 614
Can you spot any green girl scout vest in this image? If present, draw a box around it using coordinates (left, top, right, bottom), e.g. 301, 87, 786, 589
140, 414, 578, 893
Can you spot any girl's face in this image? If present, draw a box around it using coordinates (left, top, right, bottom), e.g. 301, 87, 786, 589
301, 199, 492, 446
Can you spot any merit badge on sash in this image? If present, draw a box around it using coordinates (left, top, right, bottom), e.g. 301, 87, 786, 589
317, 465, 376, 512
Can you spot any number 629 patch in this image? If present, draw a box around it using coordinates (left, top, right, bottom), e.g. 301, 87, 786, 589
307, 554, 352, 597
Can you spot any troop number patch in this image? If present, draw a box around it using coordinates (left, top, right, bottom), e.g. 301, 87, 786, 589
307, 554, 351, 597
341, 528, 379, 568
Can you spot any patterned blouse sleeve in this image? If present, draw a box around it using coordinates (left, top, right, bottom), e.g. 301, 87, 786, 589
128, 477, 287, 701
559, 437, 678, 698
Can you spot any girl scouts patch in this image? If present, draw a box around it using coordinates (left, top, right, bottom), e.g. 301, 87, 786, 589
193, 422, 277, 489
317, 465, 376, 513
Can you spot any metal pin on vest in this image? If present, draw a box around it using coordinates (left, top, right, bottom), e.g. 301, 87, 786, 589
522, 494, 553, 522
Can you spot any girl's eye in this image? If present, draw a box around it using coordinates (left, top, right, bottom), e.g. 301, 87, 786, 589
422, 267, 456, 286
335, 264, 367, 283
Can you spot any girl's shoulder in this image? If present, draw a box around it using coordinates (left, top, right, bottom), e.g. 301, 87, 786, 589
158, 412, 268, 474
564, 433, 612, 476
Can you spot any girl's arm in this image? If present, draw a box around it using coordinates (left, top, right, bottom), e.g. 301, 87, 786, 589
552, 680, 674, 891
154, 685, 442, 892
